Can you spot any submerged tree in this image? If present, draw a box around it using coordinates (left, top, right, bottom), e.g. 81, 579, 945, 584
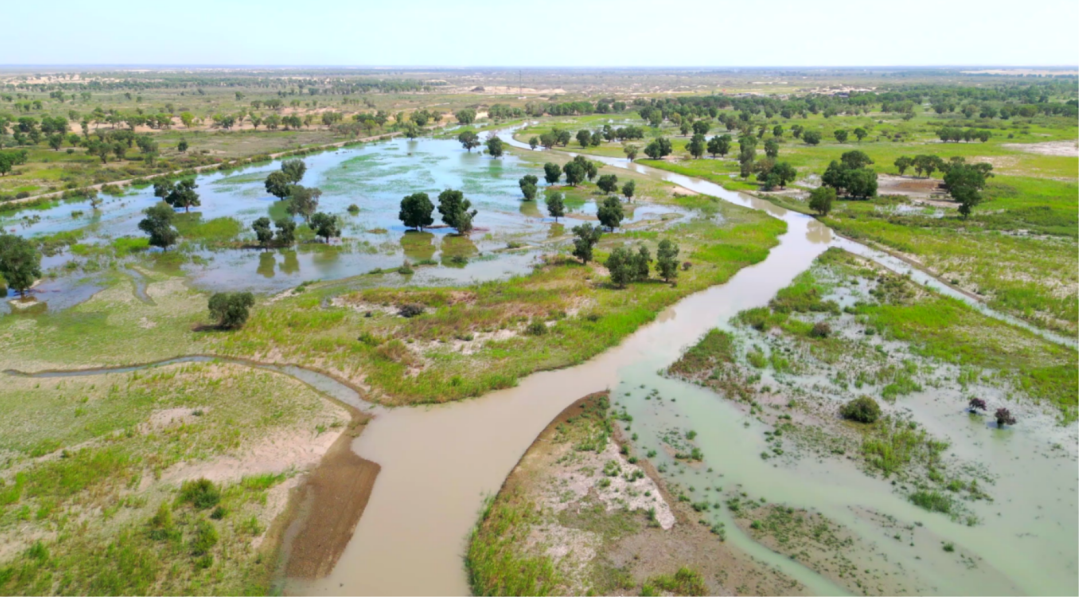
399, 192, 435, 231
437, 189, 477, 233
967, 398, 987, 414
458, 130, 480, 153
138, 202, 179, 251
543, 162, 561, 185
995, 408, 1017, 428
310, 212, 341, 243
544, 191, 566, 222
252, 217, 274, 249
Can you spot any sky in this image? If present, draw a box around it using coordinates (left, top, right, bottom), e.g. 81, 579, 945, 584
1, 0, 1077, 68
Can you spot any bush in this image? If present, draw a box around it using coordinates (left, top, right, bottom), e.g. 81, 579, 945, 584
399, 304, 424, 318
995, 407, 1017, 428
525, 320, 548, 336
809, 321, 832, 338
840, 396, 881, 423
189, 519, 218, 556
208, 292, 254, 329
178, 478, 221, 510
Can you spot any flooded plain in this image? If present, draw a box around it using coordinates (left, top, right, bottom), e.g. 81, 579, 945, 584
6, 129, 1075, 596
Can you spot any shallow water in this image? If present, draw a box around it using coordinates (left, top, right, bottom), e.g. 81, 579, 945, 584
2, 136, 683, 299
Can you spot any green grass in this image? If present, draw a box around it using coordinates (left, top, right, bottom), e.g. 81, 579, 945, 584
466, 494, 561, 596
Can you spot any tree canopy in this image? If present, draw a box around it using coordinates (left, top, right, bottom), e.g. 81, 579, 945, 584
437, 189, 477, 233
0, 234, 42, 298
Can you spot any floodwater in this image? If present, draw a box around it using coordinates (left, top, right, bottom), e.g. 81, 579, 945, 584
1, 135, 685, 305
8, 129, 1076, 596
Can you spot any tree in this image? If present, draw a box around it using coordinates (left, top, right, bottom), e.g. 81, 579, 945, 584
138, 202, 179, 250
894, 156, 913, 176
853, 127, 867, 142
577, 129, 592, 148
770, 162, 797, 188
252, 217, 274, 248
808, 186, 836, 216
543, 162, 561, 185
287, 186, 321, 222
208, 292, 255, 330
692, 120, 711, 136
833, 129, 849, 143
458, 130, 480, 152
597, 174, 619, 194
438, 189, 477, 233
995, 407, 1017, 428
643, 137, 672, 160
606, 246, 635, 288
968, 398, 987, 414
944, 163, 992, 218
455, 109, 477, 125
177, 139, 189, 153
47, 133, 64, 151
656, 239, 679, 282
687, 134, 706, 159
281, 159, 306, 184
597, 196, 624, 231
707, 134, 731, 158
539, 132, 557, 149
622, 180, 636, 202
164, 179, 200, 213
802, 130, 822, 145
265, 170, 292, 200
623, 144, 639, 161
562, 161, 585, 186
545, 191, 566, 222
571, 223, 602, 264
519, 174, 539, 200
485, 136, 504, 158
0, 234, 41, 298
840, 150, 873, 170
274, 218, 296, 246
632, 244, 652, 281
310, 212, 341, 242
528, 137, 539, 150
845, 167, 878, 199
399, 192, 434, 231
763, 138, 779, 159
772, 125, 784, 138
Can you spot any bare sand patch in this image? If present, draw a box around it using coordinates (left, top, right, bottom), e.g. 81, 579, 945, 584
1003, 140, 1079, 157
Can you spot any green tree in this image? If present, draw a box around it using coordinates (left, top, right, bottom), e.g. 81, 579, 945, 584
687, 134, 706, 159
528, 136, 539, 150
692, 120, 711, 136
0, 234, 42, 298
265, 170, 292, 200
571, 223, 602, 264
399, 192, 434, 231
771, 162, 797, 188
597, 196, 624, 231
763, 138, 779, 159
274, 218, 296, 246
894, 156, 913, 176
177, 139, 189, 153
562, 161, 585, 186
707, 134, 731, 157
287, 186, 321, 222
772, 125, 784, 138
622, 180, 636, 202
480, 136, 501, 159
138, 202, 179, 251
833, 129, 849, 143
455, 109, 477, 125
519, 175, 539, 200
944, 163, 993, 219
596, 174, 619, 194
606, 246, 635, 288
840, 150, 873, 170
164, 179, 200, 213
545, 191, 566, 222
643, 137, 672, 159
310, 212, 341, 242
808, 186, 835, 216
853, 127, 867, 142
208, 292, 255, 330
458, 130, 480, 152
802, 130, 822, 145
438, 189, 477, 233
632, 244, 652, 281
252, 217, 274, 248
656, 239, 679, 282
281, 159, 306, 183
47, 133, 63, 151
576, 129, 592, 148
623, 144, 639, 161
543, 162, 561, 185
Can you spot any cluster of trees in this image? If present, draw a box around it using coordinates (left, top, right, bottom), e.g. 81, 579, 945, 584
606, 239, 681, 288
528, 125, 645, 152
264, 159, 323, 222
398, 189, 477, 234
153, 178, 200, 212
936, 127, 992, 143
0, 233, 41, 298
821, 151, 878, 199
893, 154, 949, 178
251, 217, 297, 248
643, 137, 672, 160
0, 149, 28, 176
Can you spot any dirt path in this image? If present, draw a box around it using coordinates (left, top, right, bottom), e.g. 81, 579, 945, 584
2, 132, 400, 209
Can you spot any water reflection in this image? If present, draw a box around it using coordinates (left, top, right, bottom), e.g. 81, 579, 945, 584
399, 231, 436, 262
257, 252, 276, 278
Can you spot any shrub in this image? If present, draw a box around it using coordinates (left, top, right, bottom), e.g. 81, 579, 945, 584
809, 321, 832, 338
525, 320, 548, 336
178, 478, 221, 510
995, 407, 1016, 428
967, 397, 987, 413
399, 304, 424, 318
208, 292, 254, 329
189, 519, 218, 556
840, 396, 881, 423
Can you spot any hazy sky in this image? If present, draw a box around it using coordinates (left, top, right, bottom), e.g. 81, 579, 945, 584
2, 0, 1077, 67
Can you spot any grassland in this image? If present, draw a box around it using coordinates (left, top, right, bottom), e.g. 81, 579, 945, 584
0, 362, 348, 595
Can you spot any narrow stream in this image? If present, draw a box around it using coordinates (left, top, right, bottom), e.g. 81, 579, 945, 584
8, 128, 1076, 596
